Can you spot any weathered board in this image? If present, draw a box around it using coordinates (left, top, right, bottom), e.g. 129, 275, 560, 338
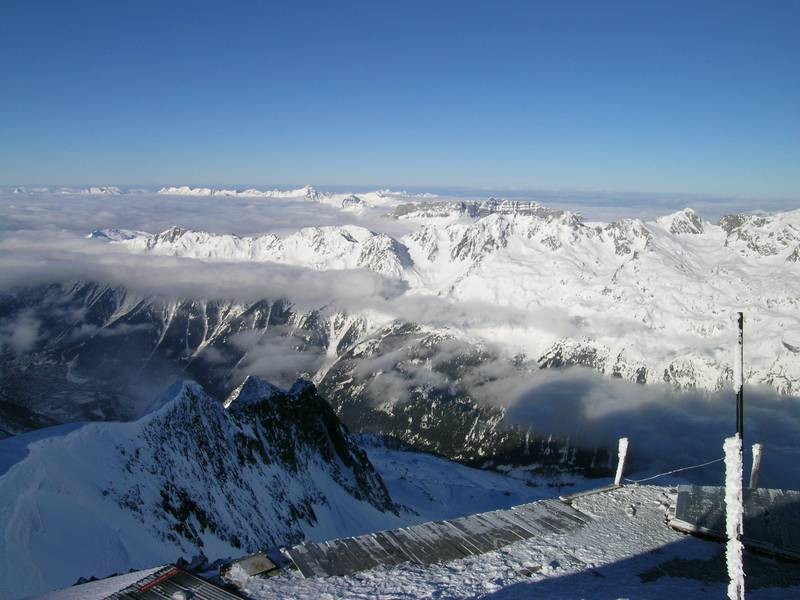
283, 499, 592, 578
670, 485, 800, 559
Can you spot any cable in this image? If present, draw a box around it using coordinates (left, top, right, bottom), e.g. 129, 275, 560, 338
624, 457, 725, 484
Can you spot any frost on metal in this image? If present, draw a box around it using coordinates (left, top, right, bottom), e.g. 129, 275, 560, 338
724, 434, 745, 600
614, 437, 629, 486
733, 313, 744, 391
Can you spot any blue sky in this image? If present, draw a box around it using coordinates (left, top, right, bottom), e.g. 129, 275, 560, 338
1, 0, 798, 198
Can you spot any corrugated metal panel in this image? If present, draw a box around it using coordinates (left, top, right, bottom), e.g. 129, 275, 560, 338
283, 498, 592, 578
107, 566, 242, 599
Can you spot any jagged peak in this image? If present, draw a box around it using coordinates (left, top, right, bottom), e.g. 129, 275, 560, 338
289, 378, 316, 397
149, 226, 189, 245
86, 228, 146, 242
139, 379, 212, 418
657, 207, 705, 234
223, 375, 281, 409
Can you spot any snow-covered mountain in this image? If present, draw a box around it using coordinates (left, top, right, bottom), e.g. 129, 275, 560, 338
1, 197, 798, 499
0, 376, 402, 599
156, 185, 436, 212
0, 282, 603, 479
96, 224, 412, 278
85, 204, 800, 395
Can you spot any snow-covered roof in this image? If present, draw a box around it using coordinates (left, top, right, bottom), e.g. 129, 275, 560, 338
230, 485, 800, 599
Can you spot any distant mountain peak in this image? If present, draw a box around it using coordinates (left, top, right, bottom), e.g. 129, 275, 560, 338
657, 207, 705, 234
223, 375, 281, 409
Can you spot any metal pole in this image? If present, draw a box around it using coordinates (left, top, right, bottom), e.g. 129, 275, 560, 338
734, 312, 744, 442
724, 434, 745, 600
749, 442, 763, 490
614, 437, 629, 486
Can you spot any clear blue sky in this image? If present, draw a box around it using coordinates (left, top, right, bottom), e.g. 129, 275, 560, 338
1, 0, 798, 197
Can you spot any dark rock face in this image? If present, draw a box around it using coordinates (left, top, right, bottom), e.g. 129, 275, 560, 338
0, 376, 401, 598
0, 401, 60, 438
0, 282, 359, 423
0, 282, 610, 477
719, 213, 800, 257
112, 378, 397, 553
317, 323, 610, 476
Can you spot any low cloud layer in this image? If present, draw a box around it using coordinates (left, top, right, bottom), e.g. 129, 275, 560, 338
486, 365, 800, 489
0, 311, 41, 355
0, 230, 404, 311
1, 189, 798, 489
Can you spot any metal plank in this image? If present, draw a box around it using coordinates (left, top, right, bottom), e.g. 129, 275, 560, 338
441, 520, 484, 555
410, 522, 471, 562
499, 508, 551, 536
542, 500, 594, 526
402, 526, 447, 563
323, 540, 360, 576
385, 529, 428, 564
514, 504, 563, 533
286, 494, 597, 579
448, 518, 496, 553
372, 531, 414, 566
357, 533, 399, 566
303, 542, 340, 576
285, 545, 324, 578
340, 538, 380, 573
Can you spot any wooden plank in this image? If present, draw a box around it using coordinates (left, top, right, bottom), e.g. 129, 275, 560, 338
493, 513, 540, 540
508, 506, 557, 536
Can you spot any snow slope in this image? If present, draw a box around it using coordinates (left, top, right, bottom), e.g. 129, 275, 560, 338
355, 435, 582, 521
0, 377, 403, 599
156, 185, 435, 212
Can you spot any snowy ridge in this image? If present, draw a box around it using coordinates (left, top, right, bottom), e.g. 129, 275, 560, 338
93, 224, 413, 277
11, 186, 123, 195
156, 185, 437, 212
83, 204, 800, 393
399, 207, 800, 393
157, 185, 316, 199
0, 377, 402, 599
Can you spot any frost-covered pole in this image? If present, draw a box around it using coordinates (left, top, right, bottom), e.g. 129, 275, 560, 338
614, 437, 629, 486
724, 434, 745, 600
749, 443, 763, 490
734, 312, 744, 442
